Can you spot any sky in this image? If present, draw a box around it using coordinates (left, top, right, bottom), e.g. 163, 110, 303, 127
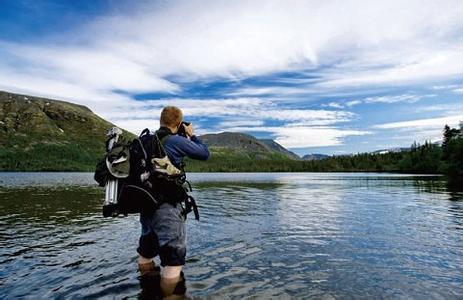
1, 0, 463, 156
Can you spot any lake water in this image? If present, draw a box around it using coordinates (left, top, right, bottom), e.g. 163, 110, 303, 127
1, 172, 462, 298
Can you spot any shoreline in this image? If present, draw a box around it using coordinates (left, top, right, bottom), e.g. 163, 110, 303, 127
0, 170, 445, 175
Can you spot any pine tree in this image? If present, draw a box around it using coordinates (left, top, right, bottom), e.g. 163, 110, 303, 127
443, 125, 453, 160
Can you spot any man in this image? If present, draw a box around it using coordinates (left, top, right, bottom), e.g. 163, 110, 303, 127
137, 106, 209, 297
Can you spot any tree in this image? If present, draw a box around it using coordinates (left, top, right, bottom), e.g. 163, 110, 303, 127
442, 124, 460, 160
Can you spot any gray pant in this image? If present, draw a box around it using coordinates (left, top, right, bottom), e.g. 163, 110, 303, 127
137, 203, 186, 266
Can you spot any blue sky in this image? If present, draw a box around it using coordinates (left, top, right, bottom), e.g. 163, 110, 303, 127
1, 0, 463, 156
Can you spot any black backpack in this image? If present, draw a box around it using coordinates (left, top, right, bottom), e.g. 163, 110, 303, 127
94, 128, 197, 218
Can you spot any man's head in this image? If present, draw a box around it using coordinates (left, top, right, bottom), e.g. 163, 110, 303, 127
160, 106, 183, 133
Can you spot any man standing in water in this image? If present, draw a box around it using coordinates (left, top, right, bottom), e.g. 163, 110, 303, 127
137, 106, 209, 297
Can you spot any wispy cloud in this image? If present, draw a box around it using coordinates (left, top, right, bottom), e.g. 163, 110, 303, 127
318, 48, 463, 89
221, 125, 371, 148
109, 97, 355, 140
363, 94, 432, 104
2, 1, 463, 103
218, 119, 265, 128
373, 115, 463, 129
107, 97, 353, 123
346, 100, 362, 107
323, 93, 433, 109
1, 0, 463, 152
112, 118, 159, 135
431, 84, 461, 90
415, 102, 463, 113
324, 102, 344, 109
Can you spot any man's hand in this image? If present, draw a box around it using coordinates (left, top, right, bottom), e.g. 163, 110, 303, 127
183, 123, 194, 137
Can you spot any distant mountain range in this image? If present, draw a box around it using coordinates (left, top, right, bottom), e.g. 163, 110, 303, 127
1, 90, 419, 171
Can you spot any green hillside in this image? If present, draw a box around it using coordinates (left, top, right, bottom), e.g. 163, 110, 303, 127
185, 146, 295, 172
200, 132, 299, 160
0, 91, 121, 171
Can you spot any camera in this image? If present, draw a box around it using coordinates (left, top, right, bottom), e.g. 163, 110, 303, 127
177, 121, 190, 137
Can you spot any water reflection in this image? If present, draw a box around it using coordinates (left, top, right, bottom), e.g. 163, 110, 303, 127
446, 177, 463, 201
0, 173, 463, 298
410, 177, 463, 230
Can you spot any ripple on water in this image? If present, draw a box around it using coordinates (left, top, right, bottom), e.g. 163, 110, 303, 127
1, 173, 463, 298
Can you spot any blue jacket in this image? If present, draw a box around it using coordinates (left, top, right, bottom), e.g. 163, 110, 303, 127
161, 129, 210, 167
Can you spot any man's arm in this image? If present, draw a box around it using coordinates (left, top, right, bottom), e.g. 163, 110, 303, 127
178, 123, 209, 160
171, 135, 210, 160
162, 123, 210, 165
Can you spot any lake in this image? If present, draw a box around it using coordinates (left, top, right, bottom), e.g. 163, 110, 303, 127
1, 172, 462, 298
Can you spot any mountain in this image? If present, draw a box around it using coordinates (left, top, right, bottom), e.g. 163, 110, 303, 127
0, 91, 123, 171
302, 153, 330, 161
199, 132, 299, 160
0, 91, 298, 171
259, 139, 300, 159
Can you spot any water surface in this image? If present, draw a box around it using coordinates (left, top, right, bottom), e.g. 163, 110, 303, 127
1, 172, 462, 298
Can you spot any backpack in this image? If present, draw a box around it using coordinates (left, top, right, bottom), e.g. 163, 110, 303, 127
94, 127, 198, 219
94, 127, 131, 187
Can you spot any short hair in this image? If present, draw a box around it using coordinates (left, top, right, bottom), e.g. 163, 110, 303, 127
160, 106, 183, 127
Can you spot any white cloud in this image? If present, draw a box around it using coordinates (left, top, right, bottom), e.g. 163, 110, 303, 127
218, 119, 265, 127
103, 97, 263, 122
222, 125, 370, 148
1, 0, 463, 106
113, 117, 212, 136
112, 118, 160, 136
373, 115, 463, 129
409, 129, 444, 142
107, 97, 353, 127
416, 103, 463, 112
1, 0, 463, 151
432, 84, 460, 90
319, 48, 463, 88
324, 102, 344, 109
386, 128, 445, 144
321, 93, 431, 109
346, 100, 362, 107
274, 127, 371, 148
0, 69, 134, 109
363, 94, 426, 104
226, 86, 318, 97
99, 96, 356, 148
371, 114, 463, 146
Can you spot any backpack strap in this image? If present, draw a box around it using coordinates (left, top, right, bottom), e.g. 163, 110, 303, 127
139, 128, 150, 137
159, 134, 170, 145
133, 138, 147, 161
154, 132, 167, 157
154, 127, 173, 157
